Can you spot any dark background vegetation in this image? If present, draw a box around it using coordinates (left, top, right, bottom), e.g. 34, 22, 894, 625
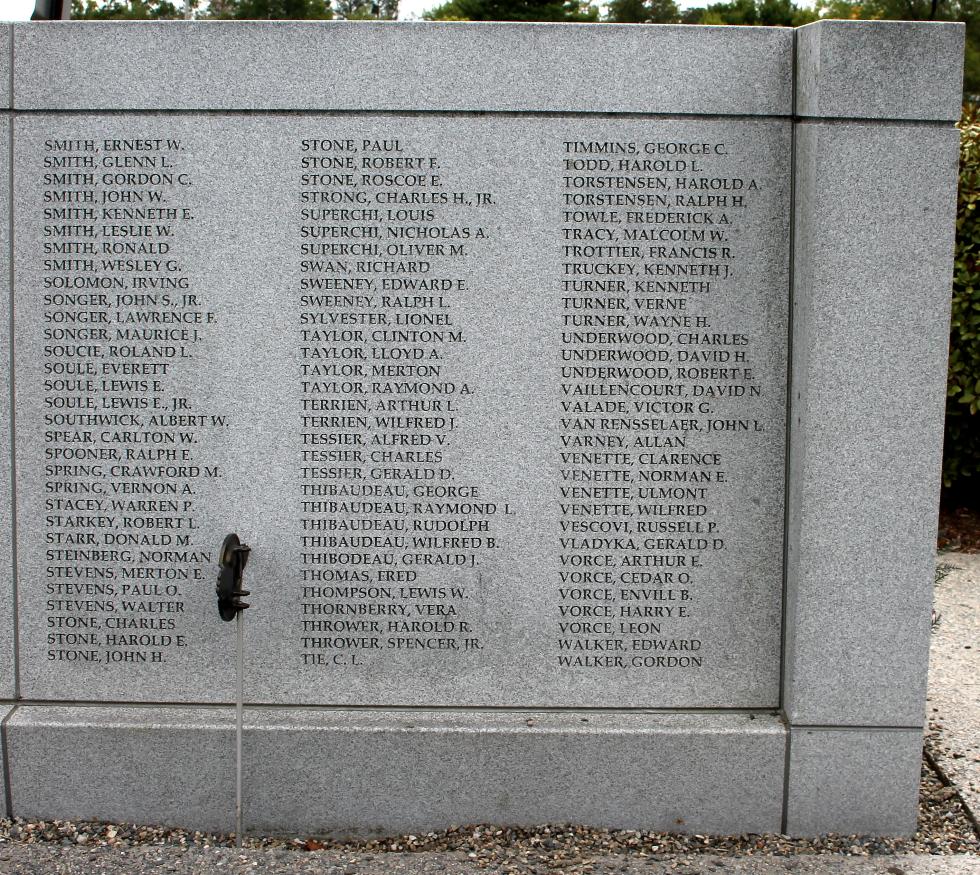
69, 0, 980, 510
947, 109, 979, 505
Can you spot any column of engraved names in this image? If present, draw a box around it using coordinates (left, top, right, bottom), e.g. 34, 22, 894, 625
557, 137, 766, 672
297, 134, 503, 670
37, 135, 220, 667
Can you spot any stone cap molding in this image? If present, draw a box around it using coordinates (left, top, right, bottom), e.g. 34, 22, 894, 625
795, 20, 965, 122
7, 21, 966, 120
15, 21, 792, 114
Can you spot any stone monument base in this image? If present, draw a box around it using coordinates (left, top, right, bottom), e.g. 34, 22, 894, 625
0, 705, 922, 837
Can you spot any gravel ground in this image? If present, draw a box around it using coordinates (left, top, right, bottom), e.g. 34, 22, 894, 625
0, 846, 977, 875
0, 757, 974, 874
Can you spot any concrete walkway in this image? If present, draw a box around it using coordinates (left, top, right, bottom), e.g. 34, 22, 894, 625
928, 552, 980, 825
0, 845, 976, 875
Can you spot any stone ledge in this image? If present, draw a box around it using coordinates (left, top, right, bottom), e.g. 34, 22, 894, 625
5, 705, 236, 833
795, 20, 964, 122
241, 709, 785, 837
3, 706, 785, 836
13, 22, 792, 115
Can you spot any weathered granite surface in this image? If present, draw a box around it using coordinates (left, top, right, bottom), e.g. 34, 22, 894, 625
784, 120, 959, 728
0, 703, 12, 818
13, 22, 792, 115
243, 710, 785, 837
14, 112, 789, 708
5, 706, 236, 833
785, 727, 924, 836
0, 25, 9, 111
795, 20, 964, 122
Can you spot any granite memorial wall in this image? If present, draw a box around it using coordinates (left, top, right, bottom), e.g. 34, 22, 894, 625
0, 18, 965, 837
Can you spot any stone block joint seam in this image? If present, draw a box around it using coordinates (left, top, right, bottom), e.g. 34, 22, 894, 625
8, 86, 18, 702
777, 22, 802, 836
6, 23, 18, 702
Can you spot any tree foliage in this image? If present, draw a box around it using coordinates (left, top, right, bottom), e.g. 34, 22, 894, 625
676, 0, 819, 25
423, 0, 817, 23
335, 0, 399, 19
945, 105, 980, 490
814, 0, 979, 95
72, 0, 401, 19
72, 0, 183, 17
604, 0, 678, 23
423, 0, 596, 21
215, 0, 334, 18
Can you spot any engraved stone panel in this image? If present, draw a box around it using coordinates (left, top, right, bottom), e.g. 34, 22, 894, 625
15, 116, 241, 701
15, 113, 788, 706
